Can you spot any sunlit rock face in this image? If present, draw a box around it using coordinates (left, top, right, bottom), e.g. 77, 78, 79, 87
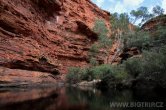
0, 67, 58, 86
0, 0, 111, 75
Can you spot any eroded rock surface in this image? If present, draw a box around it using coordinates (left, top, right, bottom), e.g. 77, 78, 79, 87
142, 15, 166, 31
0, 0, 111, 76
0, 67, 58, 87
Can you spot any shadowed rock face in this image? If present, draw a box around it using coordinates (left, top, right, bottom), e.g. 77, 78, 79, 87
0, 0, 110, 75
30, 0, 62, 17
141, 15, 166, 31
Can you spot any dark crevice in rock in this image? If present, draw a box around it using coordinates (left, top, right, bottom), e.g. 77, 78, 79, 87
76, 21, 98, 41
0, 20, 16, 34
30, 0, 62, 18
119, 48, 140, 63
39, 56, 48, 64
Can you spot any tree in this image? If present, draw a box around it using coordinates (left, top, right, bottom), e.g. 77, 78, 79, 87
92, 19, 112, 64
152, 5, 164, 16
111, 13, 130, 36
130, 10, 143, 24
93, 19, 112, 47
93, 19, 108, 36
110, 13, 130, 63
130, 6, 154, 26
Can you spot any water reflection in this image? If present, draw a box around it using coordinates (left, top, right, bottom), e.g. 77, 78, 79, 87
0, 86, 165, 110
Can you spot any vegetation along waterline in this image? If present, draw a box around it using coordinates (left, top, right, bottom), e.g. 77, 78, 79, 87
0, 0, 166, 110
66, 6, 166, 91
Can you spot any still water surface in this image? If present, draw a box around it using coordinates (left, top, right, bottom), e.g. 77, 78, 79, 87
0, 86, 165, 110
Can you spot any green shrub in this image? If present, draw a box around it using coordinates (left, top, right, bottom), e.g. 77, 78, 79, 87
66, 67, 95, 83
66, 64, 130, 86
90, 44, 99, 53
123, 57, 142, 78
89, 58, 99, 66
89, 44, 99, 57
93, 19, 112, 47
80, 68, 94, 81
124, 31, 151, 50
66, 67, 82, 84
121, 50, 166, 86
141, 51, 166, 79
93, 19, 108, 36
88, 19, 112, 66
159, 45, 166, 54
111, 65, 129, 80
152, 26, 166, 46
155, 26, 166, 39
82, 65, 113, 80
66, 65, 114, 83
98, 35, 112, 48
91, 65, 112, 79
101, 64, 129, 88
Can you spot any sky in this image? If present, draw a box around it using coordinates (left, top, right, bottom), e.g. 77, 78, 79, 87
91, 0, 166, 14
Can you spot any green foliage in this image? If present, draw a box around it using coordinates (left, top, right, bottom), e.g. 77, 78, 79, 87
93, 19, 112, 48
110, 13, 130, 34
111, 65, 129, 80
122, 25, 166, 79
101, 25, 166, 87
123, 58, 142, 78
90, 44, 99, 53
139, 8, 154, 26
130, 10, 143, 23
114, 70, 128, 80
130, 6, 164, 25
91, 65, 112, 79
101, 65, 129, 88
66, 67, 82, 84
154, 26, 166, 42
124, 30, 151, 50
152, 5, 164, 16
67, 8, 166, 89
130, 6, 154, 25
143, 26, 166, 51
93, 19, 108, 36
78, 68, 93, 81
66, 65, 113, 83
110, 13, 130, 55
88, 44, 100, 66
160, 45, 166, 54
89, 58, 99, 66
122, 25, 166, 52
88, 19, 112, 65
110, 13, 119, 30
141, 51, 166, 78
99, 47, 166, 88
98, 35, 112, 48
120, 48, 166, 83
119, 13, 130, 31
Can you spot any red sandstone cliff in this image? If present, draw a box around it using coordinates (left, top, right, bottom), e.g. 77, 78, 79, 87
142, 15, 166, 31
0, 0, 111, 83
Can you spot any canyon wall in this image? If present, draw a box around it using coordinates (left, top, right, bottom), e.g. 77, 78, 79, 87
0, 0, 111, 76
142, 15, 166, 31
